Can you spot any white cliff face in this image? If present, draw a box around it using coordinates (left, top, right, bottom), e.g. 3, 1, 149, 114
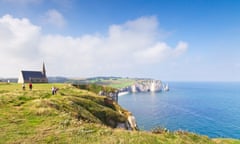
127, 80, 167, 93
140, 80, 162, 92
131, 84, 137, 93
128, 115, 137, 130
150, 81, 156, 92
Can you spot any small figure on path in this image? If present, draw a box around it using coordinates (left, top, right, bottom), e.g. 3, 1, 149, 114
55, 87, 58, 94
52, 86, 55, 95
22, 83, 25, 90
29, 83, 32, 90
51, 86, 58, 95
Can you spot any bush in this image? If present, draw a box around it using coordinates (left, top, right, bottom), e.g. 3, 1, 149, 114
152, 126, 169, 134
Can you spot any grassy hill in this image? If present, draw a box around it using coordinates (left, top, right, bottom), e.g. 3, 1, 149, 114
70, 77, 136, 89
0, 82, 239, 144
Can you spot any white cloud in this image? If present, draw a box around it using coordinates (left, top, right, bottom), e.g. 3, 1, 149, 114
0, 15, 188, 77
133, 41, 188, 64
174, 41, 188, 56
42, 9, 66, 28
0, 14, 41, 58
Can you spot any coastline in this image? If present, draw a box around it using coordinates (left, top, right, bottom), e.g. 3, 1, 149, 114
0, 82, 239, 143
118, 82, 240, 139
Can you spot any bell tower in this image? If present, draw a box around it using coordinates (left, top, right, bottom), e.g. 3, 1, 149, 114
42, 62, 46, 77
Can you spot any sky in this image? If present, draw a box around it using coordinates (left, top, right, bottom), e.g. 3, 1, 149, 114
0, 0, 240, 81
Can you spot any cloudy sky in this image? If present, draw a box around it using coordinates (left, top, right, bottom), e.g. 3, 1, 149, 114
0, 0, 240, 81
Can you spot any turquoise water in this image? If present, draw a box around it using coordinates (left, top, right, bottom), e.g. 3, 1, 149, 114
118, 82, 240, 138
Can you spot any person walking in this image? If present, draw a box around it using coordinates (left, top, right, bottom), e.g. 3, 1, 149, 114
52, 86, 55, 95
29, 82, 32, 90
22, 83, 25, 90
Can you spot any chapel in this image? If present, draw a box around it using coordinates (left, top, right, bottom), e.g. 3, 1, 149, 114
18, 63, 48, 83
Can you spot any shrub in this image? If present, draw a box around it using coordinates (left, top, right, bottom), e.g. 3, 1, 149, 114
152, 126, 169, 134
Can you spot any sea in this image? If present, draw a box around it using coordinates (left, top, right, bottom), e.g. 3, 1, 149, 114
118, 82, 240, 139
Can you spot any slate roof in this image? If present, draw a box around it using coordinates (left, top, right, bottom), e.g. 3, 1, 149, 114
21, 71, 45, 80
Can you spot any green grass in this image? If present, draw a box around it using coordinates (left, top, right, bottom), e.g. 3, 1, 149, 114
75, 78, 136, 89
0, 83, 239, 143
102, 78, 136, 88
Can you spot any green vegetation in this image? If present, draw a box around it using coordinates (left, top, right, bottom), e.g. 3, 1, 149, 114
71, 77, 136, 89
96, 78, 136, 88
0, 82, 239, 143
72, 83, 117, 94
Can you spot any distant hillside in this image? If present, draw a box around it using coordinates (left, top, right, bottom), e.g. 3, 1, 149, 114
68, 77, 136, 88
47, 76, 70, 83
0, 77, 71, 83
0, 76, 147, 88
0, 78, 18, 83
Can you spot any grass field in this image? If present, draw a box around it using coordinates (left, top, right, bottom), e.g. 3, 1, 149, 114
75, 78, 136, 89
0, 82, 239, 144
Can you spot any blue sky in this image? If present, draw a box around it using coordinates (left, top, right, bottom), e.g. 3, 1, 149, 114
0, 0, 240, 81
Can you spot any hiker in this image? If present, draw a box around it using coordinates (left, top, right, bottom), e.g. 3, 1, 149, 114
51, 86, 58, 95
54, 87, 58, 94
29, 83, 32, 90
52, 86, 55, 95
22, 83, 25, 90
